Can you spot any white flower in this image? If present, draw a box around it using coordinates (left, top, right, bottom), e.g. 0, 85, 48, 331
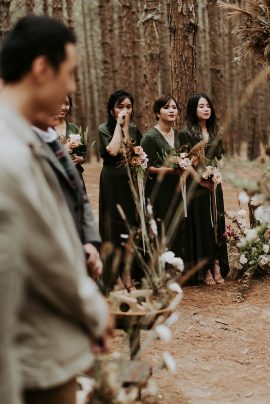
168, 282, 183, 294
169, 293, 183, 309
120, 234, 129, 239
239, 254, 248, 265
155, 324, 172, 342
160, 251, 175, 265
116, 388, 138, 403
159, 251, 184, 271
150, 218, 158, 236
263, 244, 270, 254
202, 170, 210, 179
145, 380, 158, 395
238, 191, 250, 204
162, 352, 177, 373
179, 157, 192, 170
259, 255, 270, 267
213, 174, 222, 184
245, 228, 258, 242
250, 193, 265, 207
147, 203, 153, 215
255, 206, 270, 225
170, 257, 184, 272
69, 133, 81, 142
165, 312, 180, 327
180, 152, 188, 158
140, 157, 149, 169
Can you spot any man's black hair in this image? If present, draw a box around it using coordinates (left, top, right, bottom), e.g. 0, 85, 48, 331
0, 15, 76, 83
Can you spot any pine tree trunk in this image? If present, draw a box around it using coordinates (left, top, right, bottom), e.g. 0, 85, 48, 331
65, 0, 85, 129
159, 0, 171, 95
52, 0, 64, 20
26, 0, 35, 14
99, 0, 115, 109
0, 0, 11, 41
120, 0, 134, 88
197, 0, 211, 93
142, 0, 161, 131
168, 0, 198, 127
207, 0, 224, 121
43, 0, 48, 14
81, 0, 97, 160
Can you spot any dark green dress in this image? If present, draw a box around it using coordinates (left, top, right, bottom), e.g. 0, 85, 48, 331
179, 129, 229, 284
99, 123, 142, 287
141, 127, 185, 258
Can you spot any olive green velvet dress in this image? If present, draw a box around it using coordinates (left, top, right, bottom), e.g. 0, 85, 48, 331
99, 123, 142, 288
179, 129, 229, 284
141, 127, 185, 258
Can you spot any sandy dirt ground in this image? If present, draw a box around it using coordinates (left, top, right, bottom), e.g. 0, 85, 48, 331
84, 158, 270, 404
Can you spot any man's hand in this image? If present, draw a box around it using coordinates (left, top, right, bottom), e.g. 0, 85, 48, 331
83, 243, 103, 280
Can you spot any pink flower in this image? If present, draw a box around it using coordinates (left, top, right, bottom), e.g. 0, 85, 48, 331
134, 146, 144, 155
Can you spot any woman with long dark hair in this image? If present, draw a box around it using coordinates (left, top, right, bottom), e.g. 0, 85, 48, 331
180, 93, 229, 285
99, 90, 142, 290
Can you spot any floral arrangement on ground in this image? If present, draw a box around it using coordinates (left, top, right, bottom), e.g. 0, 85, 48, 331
225, 189, 270, 302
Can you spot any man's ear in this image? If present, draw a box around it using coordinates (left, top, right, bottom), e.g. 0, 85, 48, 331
31, 56, 54, 84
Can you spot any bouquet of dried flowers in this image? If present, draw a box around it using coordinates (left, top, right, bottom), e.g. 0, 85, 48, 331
118, 140, 149, 252
59, 128, 88, 159
166, 151, 193, 171
119, 140, 148, 173
201, 165, 222, 184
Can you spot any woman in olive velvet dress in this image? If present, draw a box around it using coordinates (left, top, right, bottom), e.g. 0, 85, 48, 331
141, 95, 193, 258
179, 93, 229, 285
54, 96, 87, 188
99, 90, 142, 289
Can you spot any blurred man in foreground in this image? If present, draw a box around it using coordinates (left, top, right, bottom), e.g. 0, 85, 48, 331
0, 16, 110, 404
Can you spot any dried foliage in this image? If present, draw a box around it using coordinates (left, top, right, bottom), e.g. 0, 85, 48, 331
218, 0, 270, 63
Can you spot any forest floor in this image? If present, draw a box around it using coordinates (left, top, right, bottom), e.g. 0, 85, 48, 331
84, 157, 270, 404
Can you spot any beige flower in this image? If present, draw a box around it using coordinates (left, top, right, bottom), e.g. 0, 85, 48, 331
131, 156, 141, 166
134, 145, 144, 155
66, 139, 80, 151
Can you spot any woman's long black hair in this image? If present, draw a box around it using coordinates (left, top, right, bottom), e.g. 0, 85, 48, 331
186, 93, 219, 139
107, 90, 135, 135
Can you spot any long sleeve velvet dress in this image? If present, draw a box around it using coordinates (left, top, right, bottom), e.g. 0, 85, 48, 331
99, 123, 142, 289
179, 129, 229, 284
141, 127, 186, 259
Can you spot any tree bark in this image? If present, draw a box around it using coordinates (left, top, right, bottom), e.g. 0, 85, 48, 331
168, 0, 198, 127
43, 0, 48, 14
142, 0, 161, 131
65, 0, 86, 129
52, 0, 64, 20
26, 0, 35, 14
207, 0, 225, 121
99, 0, 115, 110
0, 0, 11, 41
159, 0, 171, 95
